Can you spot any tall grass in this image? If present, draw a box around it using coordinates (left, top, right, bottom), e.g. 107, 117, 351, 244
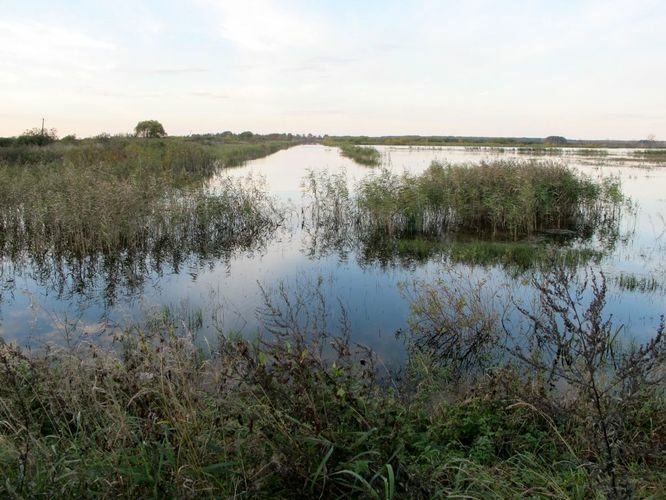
302, 160, 625, 243
0, 136, 299, 171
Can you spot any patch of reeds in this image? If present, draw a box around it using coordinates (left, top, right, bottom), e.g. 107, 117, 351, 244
354, 161, 625, 239
517, 147, 563, 155
299, 162, 624, 267
339, 144, 381, 166
0, 164, 282, 303
0, 136, 295, 303
573, 148, 609, 157
632, 149, 666, 161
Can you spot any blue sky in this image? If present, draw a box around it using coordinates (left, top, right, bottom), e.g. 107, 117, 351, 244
1, 0, 664, 139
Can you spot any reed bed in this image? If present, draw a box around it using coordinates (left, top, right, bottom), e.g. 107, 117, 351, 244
300, 161, 624, 268
0, 139, 288, 304
354, 160, 624, 239
339, 144, 381, 166
632, 149, 666, 161
0, 136, 299, 170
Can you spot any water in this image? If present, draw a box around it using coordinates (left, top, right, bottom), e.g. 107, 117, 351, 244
1, 145, 665, 364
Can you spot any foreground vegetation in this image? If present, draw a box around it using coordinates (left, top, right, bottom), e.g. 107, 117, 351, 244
0, 266, 663, 498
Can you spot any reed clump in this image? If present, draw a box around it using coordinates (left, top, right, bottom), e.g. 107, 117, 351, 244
356, 160, 624, 239
632, 149, 666, 162
300, 162, 623, 267
339, 144, 381, 166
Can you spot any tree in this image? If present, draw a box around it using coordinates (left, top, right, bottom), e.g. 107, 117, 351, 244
134, 120, 167, 138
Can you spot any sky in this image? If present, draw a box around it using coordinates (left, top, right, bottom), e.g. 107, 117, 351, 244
1, 0, 665, 139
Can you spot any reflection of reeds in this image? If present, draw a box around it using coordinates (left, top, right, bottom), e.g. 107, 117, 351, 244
613, 273, 663, 293
397, 239, 603, 271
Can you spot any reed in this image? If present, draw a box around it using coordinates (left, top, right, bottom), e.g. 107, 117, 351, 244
355, 160, 625, 239
339, 144, 381, 166
0, 150, 284, 304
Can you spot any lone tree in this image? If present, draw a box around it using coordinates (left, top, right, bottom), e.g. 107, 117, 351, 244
134, 120, 167, 138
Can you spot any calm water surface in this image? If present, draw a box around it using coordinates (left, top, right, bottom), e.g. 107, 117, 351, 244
1, 145, 665, 364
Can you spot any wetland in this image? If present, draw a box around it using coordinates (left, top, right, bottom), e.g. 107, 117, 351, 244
1, 136, 665, 497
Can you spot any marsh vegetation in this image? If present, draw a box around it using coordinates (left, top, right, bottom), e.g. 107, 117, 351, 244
0, 140, 664, 497
0, 135, 297, 304
338, 144, 382, 166
301, 160, 625, 269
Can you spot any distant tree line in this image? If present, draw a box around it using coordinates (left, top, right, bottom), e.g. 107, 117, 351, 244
0, 122, 662, 149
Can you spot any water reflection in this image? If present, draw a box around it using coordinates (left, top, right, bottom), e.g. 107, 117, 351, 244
0, 145, 664, 363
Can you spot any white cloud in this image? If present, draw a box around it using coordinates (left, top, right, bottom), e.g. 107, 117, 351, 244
205, 0, 320, 52
0, 20, 115, 72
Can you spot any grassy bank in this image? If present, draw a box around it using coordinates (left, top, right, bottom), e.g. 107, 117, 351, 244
0, 266, 664, 497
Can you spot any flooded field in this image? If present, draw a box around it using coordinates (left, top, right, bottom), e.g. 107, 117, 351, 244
1, 145, 665, 364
